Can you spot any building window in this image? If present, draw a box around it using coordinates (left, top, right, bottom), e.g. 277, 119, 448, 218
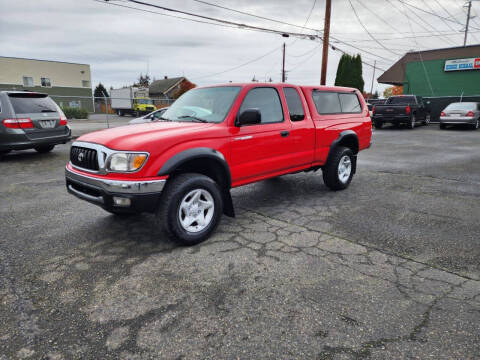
82, 80, 91, 88
23, 76, 34, 87
41, 77, 52, 87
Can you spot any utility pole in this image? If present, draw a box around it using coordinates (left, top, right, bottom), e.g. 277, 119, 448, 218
464, 0, 472, 46
370, 60, 376, 95
321, 0, 332, 85
282, 42, 286, 82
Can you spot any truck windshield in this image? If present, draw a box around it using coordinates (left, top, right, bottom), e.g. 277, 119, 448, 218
136, 99, 153, 105
163, 86, 241, 123
386, 96, 416, 105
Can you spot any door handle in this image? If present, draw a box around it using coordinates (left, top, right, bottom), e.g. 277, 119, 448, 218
280, 131, 289, 137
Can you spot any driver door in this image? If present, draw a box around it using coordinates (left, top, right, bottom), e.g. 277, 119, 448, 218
229, 87, 293, 186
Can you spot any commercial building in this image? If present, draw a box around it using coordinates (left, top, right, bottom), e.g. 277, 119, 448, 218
378, 45, 480, 97
0, 56, 93, 111
378, 45, 480, 120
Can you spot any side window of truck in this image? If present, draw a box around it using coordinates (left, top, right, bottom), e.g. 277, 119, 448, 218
312, 91, 341, 114
240, 87, 284, 124
283, 87, 305, 121
338, 93, 362, 113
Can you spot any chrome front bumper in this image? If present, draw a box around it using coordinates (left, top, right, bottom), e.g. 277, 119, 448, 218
65, 166, 166, 194
65, 166, 167, 213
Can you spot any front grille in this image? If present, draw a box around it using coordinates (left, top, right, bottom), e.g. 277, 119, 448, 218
70, 146, 99, 171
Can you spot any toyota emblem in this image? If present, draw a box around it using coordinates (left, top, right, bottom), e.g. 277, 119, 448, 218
78, 152, 84, 162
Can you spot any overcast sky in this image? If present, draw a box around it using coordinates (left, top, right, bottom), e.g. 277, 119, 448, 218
1, 0, 477, 95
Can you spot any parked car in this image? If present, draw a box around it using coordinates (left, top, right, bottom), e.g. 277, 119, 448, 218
366, 99, 385, 117
0, 91, 71, 155
129, 107, 168, 124
65, 83, 372, 245
372, 95, 429, 129
439, 102, 480, 130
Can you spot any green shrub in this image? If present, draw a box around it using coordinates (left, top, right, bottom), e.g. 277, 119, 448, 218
61, 107, 89, 119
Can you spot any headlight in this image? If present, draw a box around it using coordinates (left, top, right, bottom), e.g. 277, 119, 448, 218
107, 153, 148, 172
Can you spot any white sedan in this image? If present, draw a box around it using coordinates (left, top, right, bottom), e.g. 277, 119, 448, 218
128, 108, 168, 124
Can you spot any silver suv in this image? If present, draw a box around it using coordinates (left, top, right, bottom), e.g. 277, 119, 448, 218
0, 91, 71, 155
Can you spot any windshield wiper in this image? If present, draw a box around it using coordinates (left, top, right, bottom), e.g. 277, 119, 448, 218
41, 109, 56, 113
177, 115, 208, 123
158, 116, 172, 121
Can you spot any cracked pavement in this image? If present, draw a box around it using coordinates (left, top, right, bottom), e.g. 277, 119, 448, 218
0, 126, 479, 359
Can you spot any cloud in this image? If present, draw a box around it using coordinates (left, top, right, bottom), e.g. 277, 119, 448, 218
0, 0, 468, 93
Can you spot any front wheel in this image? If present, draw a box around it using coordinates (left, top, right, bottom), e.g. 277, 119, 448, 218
423, 115, 430, 126
34, 145, 55, 153
157, 173, 223, 245
322, 146, 354, 191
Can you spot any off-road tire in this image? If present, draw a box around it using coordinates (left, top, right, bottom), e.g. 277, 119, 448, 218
157, 173, 223, 246
322, 146, 355, 191
34, 145, 55, 153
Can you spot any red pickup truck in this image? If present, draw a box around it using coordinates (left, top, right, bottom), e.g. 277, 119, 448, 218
66, 83, 372, 245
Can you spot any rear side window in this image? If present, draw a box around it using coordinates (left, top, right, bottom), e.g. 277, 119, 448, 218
339, 93, 361, 113
283, 87, 305, 121
240, 87, 283, 124
8, 94, 58, 114
312, 91, 341, 114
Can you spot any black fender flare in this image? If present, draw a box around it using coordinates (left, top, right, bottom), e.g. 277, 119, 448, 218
157, 147, 235, 217
326, 130, 359, 174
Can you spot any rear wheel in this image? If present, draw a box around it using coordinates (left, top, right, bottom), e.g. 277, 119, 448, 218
471, 119, 479, 130
118, 110, 124, 116
34, 145, 55, 153
409, 115, 416, 129
374, 121, 383, 129
322, 146, 354, 191
157, 173, 223, 245
440, 123, 446, 130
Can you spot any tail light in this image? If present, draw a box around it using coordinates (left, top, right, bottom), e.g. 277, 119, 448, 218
440, 111, 446, 117
2, 118, 34, 129
466, 111, 474, 117
59, 116, 68, 126
405, 106, 411, 115
372, 106, 376, 115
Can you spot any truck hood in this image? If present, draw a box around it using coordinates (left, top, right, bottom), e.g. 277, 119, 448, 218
77, 121, 216, 151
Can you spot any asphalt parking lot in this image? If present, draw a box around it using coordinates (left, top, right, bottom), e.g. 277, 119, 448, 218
1, 124, 479, 359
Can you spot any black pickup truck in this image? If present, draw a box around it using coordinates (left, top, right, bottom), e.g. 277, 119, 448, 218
372, 95, 430, 129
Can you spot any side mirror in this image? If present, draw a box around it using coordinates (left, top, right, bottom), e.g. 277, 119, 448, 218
236, 108, 261, 126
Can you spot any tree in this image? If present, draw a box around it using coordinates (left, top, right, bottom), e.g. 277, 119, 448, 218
94, 83, 109, 98
173, 80, 197, 99
334, 53, 364, 92
383, 86, 403, 98
134, 73, 151, 87
373, 91, 379, 99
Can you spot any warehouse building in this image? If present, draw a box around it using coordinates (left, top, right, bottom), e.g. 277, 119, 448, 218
0, 56, 93, 111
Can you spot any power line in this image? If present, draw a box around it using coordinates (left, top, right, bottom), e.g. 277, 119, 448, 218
123, 0, 321, 39
347, 0, 402, 56
190, 46, 281, 80
93, 0, 239, 30
397, 0, 480, 30
190, 0, 322, 33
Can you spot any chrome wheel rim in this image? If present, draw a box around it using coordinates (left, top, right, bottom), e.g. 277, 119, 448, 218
338, 155, 352, 184
178, 189, 214, 233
